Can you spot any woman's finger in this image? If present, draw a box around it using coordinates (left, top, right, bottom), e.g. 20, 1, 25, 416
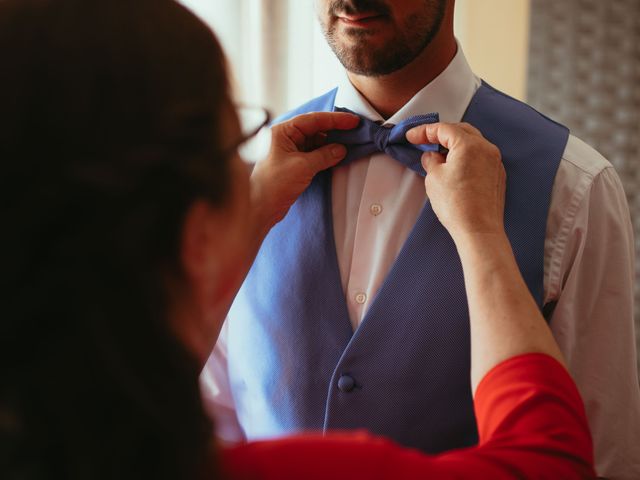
287, 111, 359, 137
421, 151, 446, 175
299, 143, 347, 174
274, 112, 359, 151
406, 122, 472, 150
312, 132, 328, 150
457, 122, 482, 137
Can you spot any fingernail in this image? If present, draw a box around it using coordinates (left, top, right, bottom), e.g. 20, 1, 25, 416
331, 145, 346, 158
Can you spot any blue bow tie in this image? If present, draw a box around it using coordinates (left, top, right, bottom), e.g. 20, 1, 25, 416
326, 107, 440, 176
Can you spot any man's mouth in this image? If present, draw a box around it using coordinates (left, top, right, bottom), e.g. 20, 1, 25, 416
336, 11, 388, 28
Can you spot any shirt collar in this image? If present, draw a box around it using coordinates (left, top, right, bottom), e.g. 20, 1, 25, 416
334, 41, 480, 125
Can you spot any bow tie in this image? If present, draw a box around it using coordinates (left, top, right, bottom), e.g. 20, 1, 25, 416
326, 107, 440, 176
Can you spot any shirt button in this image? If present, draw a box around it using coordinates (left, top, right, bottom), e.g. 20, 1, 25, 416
355, 292, 367, 304
370, 203, 383, 216
338, 375, 356, 392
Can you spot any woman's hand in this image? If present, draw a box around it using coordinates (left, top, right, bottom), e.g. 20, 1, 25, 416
406, 122, 506, 245
250, 111, 359, 235
408, 122, 566, 390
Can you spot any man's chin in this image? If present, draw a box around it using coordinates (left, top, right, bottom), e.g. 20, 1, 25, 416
334, 32, 392, 54
341, 58, 390, 77
337, 41, 393, 65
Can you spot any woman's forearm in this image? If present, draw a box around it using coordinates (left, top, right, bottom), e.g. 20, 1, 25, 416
453, 231, 565, 393
406, 122, 567, 393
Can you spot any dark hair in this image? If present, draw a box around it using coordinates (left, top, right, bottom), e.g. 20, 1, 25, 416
0, 0, 230, 478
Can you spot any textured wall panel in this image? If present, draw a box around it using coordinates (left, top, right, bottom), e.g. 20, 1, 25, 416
528, 0, 640, 377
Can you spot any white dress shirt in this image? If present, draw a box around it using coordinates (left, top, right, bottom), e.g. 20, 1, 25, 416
201, 46, 640, 479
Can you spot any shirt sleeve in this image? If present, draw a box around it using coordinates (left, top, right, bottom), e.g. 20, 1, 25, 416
200, 321, 246, 444
221, 354, 595, 480
546, 160, 640, 479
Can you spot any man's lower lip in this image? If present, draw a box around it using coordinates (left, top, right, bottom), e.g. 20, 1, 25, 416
338, 16, 386, 28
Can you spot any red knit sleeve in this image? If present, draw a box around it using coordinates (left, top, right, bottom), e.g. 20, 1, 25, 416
221, 353, 595, 480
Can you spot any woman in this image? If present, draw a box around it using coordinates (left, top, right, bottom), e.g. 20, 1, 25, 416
0, 0, 595, 479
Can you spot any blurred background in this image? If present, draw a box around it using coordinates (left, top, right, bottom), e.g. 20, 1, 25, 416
179, 0, 640, 379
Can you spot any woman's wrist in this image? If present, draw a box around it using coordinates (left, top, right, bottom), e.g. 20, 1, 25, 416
451, 229, 513, 267
248, 198, 273, 252
248, 167, 278, 239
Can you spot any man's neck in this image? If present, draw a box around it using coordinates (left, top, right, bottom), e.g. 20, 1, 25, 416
347, 34, 457, 120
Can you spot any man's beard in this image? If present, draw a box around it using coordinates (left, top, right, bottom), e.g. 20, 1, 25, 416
320, 0, 447, 77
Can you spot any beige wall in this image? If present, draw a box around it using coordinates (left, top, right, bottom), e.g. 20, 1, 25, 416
455, 0, 531, 101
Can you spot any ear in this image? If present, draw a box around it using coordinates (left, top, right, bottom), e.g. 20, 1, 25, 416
180, 200, 222, 283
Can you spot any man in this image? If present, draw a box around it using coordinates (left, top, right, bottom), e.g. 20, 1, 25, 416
202, 1, 640, 478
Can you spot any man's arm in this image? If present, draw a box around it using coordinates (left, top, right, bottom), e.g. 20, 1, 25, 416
546, 143, 640, 479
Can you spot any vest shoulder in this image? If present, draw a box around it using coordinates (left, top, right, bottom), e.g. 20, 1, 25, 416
273, 88, 338, 124
471, 81, 569, 134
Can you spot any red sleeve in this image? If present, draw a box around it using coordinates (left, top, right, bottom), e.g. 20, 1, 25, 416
221, 354, 596, 480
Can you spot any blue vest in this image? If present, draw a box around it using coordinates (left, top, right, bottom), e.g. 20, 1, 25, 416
226, 82, 569, 453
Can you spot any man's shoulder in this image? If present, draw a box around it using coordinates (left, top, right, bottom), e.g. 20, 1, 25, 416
273, 88, 339, 124
561, 134, 613, 179
476, 84, 612, 180
550, 135, 617, 223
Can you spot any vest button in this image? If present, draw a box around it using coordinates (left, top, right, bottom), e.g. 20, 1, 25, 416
338, 374, 355, 392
